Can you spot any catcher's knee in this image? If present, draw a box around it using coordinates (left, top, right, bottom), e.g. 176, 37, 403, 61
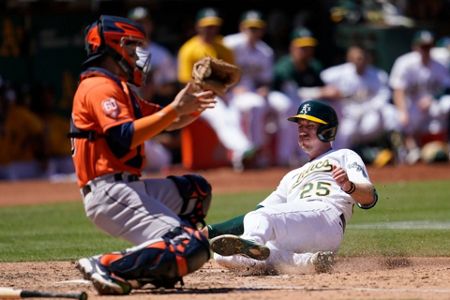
168, 174, 212, 227
109, 226, 210, 288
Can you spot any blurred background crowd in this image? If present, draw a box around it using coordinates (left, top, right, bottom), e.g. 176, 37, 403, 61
1, 0, 450, 181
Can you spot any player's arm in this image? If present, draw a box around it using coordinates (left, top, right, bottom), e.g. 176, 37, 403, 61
342, 180, 378, 208
389, 59, 409, 126
165, 111, 203, 131
392, 88, 409, 126
131, 84, 215, 148
368, 71, 391, 110
332, 165, 378, 208
104, 84, 214, 150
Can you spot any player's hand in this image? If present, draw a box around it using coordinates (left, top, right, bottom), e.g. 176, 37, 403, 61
418, 95, 433, 112
256, 86, 269, 98
331, 165, 352, 191
171, 83, 216, 116
319, 85, 341, 99
231, 85, 248, 95
200, 226, 209, 239
399, 110, 409, 127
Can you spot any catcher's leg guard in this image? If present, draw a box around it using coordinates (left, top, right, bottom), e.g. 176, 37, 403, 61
168, 174, 212, 227
108, 226, 210, 288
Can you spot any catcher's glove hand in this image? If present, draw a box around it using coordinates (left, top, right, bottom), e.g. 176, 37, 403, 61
192, 56, 241, 96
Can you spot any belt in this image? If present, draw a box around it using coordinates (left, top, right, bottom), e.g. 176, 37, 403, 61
339, 213, 346, 232
81, 173, 140, 197
81, 185, 92, 197
113, 173, 140, 182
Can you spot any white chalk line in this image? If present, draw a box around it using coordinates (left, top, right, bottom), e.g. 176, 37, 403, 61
247, 285, 450, 294
349, 221, 450, 230
55, 280, 450, 294
54, 279, 91, 285
352, 287, 450, 293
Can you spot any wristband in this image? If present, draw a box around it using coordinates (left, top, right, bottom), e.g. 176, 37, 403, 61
342, 181, 356, 194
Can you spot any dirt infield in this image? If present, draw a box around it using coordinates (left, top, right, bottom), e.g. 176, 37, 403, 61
1, 258, 450, 300
1, 163, 450, 299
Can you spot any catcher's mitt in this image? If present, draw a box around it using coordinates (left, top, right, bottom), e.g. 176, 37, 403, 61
192, 56, 241, 96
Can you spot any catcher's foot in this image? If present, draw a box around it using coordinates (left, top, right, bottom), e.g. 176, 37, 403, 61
311, 251, 335, 273
210, 234, 270, 260
76, 256, 131, 295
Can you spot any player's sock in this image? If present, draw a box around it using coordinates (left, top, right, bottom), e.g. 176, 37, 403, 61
208, 214, 245, 238
208, 205, 264, 239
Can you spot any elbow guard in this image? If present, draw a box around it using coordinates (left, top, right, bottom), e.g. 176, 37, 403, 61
357, 188, 378, 209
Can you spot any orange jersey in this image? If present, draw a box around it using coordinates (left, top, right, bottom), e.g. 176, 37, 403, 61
71, 68, 160, 187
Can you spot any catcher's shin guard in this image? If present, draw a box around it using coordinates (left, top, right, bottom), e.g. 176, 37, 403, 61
168, 174, 212, 227
108, 226, 210, 288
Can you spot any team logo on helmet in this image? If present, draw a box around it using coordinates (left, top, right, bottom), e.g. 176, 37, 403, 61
299, 103, 312, 114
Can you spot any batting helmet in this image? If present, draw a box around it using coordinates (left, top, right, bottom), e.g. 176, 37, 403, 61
288, 100, 339, 142
83, 15, 148, 85
420, 141, 449, 163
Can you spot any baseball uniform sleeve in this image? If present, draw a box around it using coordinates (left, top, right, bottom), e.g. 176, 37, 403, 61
72, 77, 133, 133
90, 86, 134, 133
342, 149, 372, 184
365, 68, 391, 110
320, 64, 343, 85
433, 61, 450, 88
259, 61, 273, 85
389, 54, 413, 90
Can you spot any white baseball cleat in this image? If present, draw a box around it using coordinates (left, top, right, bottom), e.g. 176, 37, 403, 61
311, 251, 335, 273
210, 234, 270, 260
76, 256, 132, 295
213, 253, 272, 275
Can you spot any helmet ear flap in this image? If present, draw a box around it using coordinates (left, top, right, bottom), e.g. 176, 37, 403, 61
97, 19, 105, 50
317, 124, 337, 142
83, 19, 106, 65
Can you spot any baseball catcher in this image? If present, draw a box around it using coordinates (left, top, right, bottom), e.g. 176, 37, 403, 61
192, 56, 241, 96
70, 15, 216, 295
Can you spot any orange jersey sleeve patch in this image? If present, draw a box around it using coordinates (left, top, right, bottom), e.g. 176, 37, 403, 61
101, 97, 121, 119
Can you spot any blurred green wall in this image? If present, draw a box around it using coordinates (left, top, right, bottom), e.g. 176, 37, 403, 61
0, 14, 90, 114
335, 24, 418, 72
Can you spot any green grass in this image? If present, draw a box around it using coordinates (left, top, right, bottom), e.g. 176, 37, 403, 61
0, 203, 130, 262
0, 180, 449, 262
340, 180, 450, 256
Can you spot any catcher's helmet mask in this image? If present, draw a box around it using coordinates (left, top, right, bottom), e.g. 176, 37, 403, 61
83, 15, 148, 86
288, 100, 339, 142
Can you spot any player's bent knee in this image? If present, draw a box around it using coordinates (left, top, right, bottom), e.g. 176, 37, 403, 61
109, 226, 210, 288
168, 174, 212, 227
